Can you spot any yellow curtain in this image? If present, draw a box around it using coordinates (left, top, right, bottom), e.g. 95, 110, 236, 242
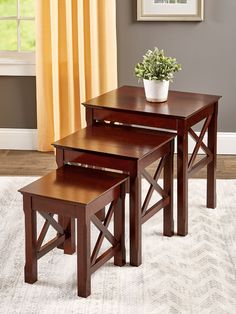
36, 0, 117, 151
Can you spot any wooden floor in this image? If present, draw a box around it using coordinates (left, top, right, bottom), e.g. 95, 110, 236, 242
0, 150, 236, 178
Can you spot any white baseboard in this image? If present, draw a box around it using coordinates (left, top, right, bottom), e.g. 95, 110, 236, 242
217, 133, 236, 154
0, 128, 235, 154
0, 128, 37, 150
188, 132, 236, 155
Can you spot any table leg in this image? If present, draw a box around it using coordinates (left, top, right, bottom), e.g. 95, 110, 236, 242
177, 132, 188, 236
77, 212, 91, 298
23, 195, 38, 284
129, 174, 142, 266
163, 141, 174, 236
207, 102, 218, 208
114, 182, 126, 267
58, 216, 76, 254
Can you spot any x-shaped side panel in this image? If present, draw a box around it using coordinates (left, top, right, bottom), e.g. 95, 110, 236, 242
91, 200, 118, 266
141, 157, 168, 218
36, 212, 64, 251
188, 115, 213, 172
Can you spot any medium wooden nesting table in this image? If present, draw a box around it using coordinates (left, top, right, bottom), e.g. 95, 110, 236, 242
53, 123, 175, 266
83, 86, 221, 236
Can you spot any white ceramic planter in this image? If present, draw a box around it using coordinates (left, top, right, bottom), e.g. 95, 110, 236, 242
143, 79, 169, 102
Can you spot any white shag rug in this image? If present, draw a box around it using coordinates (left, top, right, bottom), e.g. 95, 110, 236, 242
0, 177, 236, 314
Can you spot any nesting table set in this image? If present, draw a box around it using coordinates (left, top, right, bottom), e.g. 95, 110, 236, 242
19, 86, 221, 297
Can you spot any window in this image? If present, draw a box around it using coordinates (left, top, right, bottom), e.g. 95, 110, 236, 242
0, 0, 35, 76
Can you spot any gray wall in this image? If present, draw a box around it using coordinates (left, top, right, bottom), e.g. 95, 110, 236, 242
1, 1, 235, 132
116, 0, 236, 132
0, 76, 36, 128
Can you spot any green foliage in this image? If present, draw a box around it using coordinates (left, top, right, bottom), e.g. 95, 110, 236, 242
135, 47, 181, 81
0, 0, 16, 16
20, 0, 35, 18
20, 20, 35, 51
0, 0, 35, 51
0, 20, 17, 50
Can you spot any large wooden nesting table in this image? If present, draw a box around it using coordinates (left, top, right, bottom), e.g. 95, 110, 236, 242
83, 86, 221, 236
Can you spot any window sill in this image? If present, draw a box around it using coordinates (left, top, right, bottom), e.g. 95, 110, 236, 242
0, 53, 35, 76
0, 63, 35, 76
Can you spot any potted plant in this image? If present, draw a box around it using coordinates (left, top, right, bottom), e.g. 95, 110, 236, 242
135, 47, 181, 102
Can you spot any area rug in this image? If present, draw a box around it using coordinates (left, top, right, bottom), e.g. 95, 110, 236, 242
0, 177, 236, 314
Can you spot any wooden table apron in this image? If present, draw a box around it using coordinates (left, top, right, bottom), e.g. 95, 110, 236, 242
84, 100, 218, 236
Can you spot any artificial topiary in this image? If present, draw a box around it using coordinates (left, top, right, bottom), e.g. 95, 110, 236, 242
135, 47, 181, 82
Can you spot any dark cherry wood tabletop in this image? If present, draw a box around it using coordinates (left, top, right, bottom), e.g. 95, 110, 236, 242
83, 86, 221, 119
19, 165, 128, 206
53, 123, 175, 159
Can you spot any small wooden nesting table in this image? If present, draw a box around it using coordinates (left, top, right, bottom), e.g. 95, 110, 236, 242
83, 86, 221, 236
19, 165, 128, 297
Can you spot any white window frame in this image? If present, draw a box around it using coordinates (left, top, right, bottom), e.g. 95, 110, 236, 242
0, 0, 35, 76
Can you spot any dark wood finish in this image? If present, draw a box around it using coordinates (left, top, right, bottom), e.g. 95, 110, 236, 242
53, 122, 172, 226
77, 208, 91, 298
90, 246, 120, 274
31, 195, 78, 217
114, 183, 126, 266
37, 234, 65, 259
57, 150, 116, 254
142, 169, 167, 197
1, 150, 235, 179
19, 166, 128, 298
129, 174, 142, 266
83, 86, 220, 119
39, 212, 64, 234
36, 215, 52, 250
53, 123, 174, 159
82, 86, 221, 236
163, 141, 174, 237
19, 166, 128, 205
93, 108, 178, 130
177, 121, 189, 235
142, 157, 166, 215
188, 115, 212, 170
23, 194, 37, 284
189, 129, 212, 157
55, 148, 75, 254
53, 124, 175, 266
91, 215, 118, 247
207, 102, 218, 208
91, 201, 115, 265
141, 198, 169, 224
